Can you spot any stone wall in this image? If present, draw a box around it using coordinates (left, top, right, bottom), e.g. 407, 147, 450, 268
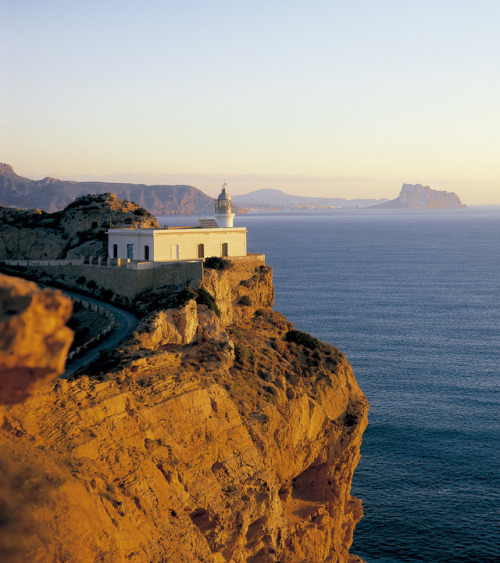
0, 255, 265, 300
0, 259, 204, 300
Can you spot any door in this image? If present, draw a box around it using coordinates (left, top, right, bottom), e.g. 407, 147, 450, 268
127, 243, 134, 260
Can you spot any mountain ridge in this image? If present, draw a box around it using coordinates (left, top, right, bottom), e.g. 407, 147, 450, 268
0, 164, 215, 215
232, 188, 388, 209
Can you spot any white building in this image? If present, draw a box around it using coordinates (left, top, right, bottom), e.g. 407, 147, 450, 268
107, 184, 246, 262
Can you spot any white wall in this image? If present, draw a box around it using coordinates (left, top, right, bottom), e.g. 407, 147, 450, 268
108, 231, 155, 261
107, 228, 247, 261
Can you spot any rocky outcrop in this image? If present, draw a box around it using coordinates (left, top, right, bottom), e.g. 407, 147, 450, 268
0, 274, 73, 404
0, 163, 215, 214
372, 183, 466, 209
0, 266, 368, 562
0, 193, 158, 260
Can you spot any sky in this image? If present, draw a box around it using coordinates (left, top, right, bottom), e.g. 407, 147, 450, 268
1, 0, 499, 204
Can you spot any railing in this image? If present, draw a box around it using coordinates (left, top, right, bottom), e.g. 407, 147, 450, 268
0, 257, 204, 269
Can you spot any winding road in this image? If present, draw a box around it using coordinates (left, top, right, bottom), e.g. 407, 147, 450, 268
59, 289, 139, 378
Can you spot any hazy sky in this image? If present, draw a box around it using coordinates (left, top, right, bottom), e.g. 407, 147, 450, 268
1, 1, 499, 203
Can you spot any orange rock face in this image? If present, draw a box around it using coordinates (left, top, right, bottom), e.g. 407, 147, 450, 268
0, 274, 73, 404
0, 267, 368, 562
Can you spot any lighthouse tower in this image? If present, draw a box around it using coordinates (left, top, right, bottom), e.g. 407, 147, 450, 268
215, 182, 235, 228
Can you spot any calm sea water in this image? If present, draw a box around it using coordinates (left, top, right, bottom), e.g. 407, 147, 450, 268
235, 208, 499, 563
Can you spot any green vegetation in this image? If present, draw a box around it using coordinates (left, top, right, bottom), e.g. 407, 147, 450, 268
285, 330, 322, 350
282, 329, 345, 376
204, 256, 231, 270
86, 279, 97, 291
234, 342, 251, 364
195, 288, 220, 316
173, 287, 198, 308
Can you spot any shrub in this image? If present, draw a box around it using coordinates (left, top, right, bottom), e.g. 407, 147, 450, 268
99, 288, 115, 302
234, 342, 251, 364
229, 328, 244, 340
195, 288, 220, 316
254, 308, 269, 317
239, 295, 252, 306
72, 300, 84, 313
285, 330, 321, 350
204, 256, 231, 270
174, 287, 197, 308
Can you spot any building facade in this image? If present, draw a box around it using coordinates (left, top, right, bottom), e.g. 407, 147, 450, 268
107, 226, 247, 262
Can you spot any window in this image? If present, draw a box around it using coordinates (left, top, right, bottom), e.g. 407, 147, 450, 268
222, 243, 228, 257
197, 243, 205, 258
113, 244, 118, 259
127, 243, 134, 260
144, 245, 150, 260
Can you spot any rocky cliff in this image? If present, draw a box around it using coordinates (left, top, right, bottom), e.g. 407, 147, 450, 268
0, 275, 73, 405
0, 193, 158, 260
372, 183, 466, 209
0, 163, 215, 214
0, 266, 368, 562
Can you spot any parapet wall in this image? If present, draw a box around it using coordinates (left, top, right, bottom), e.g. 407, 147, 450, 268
0, 259, 204, 300
0, 254, 265, 300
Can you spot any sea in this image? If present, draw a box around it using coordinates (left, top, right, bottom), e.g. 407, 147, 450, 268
237, 208, 499, 563
158, 208, 499, 562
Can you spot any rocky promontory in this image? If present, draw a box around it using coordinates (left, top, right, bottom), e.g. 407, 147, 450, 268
0, 263, 368, 562
372, 183, 466, 209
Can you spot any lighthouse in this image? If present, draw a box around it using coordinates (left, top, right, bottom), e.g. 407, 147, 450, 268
215, 182, 235, 228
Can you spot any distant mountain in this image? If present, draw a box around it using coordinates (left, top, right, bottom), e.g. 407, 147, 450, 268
232, 188, 388, 209
371, 184, 466, 209
0, 163, 215, 214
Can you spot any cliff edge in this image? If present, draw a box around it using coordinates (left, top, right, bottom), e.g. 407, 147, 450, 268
0, 266, 368, 562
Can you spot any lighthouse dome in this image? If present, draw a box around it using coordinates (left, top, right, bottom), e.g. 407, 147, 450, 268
218, 187, 231, 202
215, 182, 235, 227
